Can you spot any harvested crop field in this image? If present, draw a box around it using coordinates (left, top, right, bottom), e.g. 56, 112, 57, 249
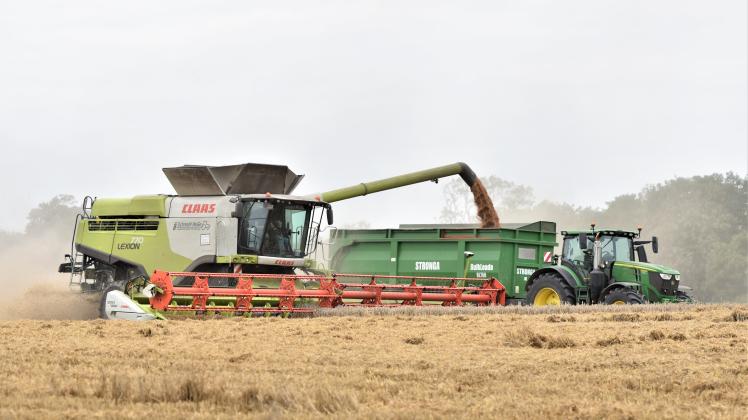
0, 304, 746, 419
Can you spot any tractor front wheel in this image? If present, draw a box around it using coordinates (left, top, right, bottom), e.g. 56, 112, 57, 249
675, 291, 694, 303
603, 288, 644, 305
526, 273, 576, 306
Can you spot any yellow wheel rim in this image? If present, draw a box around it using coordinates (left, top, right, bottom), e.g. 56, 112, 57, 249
612, 300, 626, 305
534, 287, 561, 306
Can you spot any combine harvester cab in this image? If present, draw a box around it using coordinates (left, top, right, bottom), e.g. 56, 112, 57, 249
59, 161, 507, 319
59, 163, 332, 319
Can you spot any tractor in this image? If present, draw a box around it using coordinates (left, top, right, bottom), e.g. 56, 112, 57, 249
526, 224, 692, 305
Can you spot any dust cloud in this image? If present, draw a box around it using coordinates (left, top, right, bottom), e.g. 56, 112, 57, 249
0, 232, 98, 320
471, 180, 500, 228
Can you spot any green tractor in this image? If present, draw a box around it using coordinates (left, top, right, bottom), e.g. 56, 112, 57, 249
526, 225, 692, 305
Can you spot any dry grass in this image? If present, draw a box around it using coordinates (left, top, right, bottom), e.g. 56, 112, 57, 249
0, 304, 745, 419
313, 301, 726, 317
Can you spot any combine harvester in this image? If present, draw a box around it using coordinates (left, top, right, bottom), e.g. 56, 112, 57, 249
59, 162, 690, 320
59, 162, 506, 320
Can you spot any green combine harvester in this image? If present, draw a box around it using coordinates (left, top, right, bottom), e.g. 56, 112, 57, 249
329, 223, 691, 305
59, 162, 502, 319
60, 161, 690, 320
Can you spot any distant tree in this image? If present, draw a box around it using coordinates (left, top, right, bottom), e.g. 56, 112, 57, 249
25, 195, 79, 238
619, 173, 748, 302
504, 200, 600, 232
439, 176, 534, 224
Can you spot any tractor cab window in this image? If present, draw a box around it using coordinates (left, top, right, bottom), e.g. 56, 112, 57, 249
562, 235, 593, 273
563, 235, 591, 264
239, 200, 323, 258
599, 235, 633, 263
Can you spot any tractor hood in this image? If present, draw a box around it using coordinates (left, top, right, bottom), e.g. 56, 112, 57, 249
163, 163, 304, 196
614, 261, 679, 275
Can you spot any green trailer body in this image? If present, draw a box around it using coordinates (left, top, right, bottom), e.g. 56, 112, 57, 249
329, 221, 557, 301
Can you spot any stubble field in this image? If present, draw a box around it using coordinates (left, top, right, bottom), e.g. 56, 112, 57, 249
0, 303, 745, 419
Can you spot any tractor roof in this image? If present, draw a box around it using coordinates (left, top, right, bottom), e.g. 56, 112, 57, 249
562, 229, 637, 238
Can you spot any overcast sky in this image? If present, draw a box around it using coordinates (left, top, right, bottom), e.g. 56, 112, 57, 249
1, 1, 746, 231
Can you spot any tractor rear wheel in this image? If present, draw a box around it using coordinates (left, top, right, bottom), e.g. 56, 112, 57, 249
526, 273, 575, 306
603, 288, 644, 305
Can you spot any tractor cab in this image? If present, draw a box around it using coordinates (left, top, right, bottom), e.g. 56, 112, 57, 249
561, 229, 640, 275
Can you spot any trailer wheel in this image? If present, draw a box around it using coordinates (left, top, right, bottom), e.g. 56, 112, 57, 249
526, 273, 575, 306
603, 288, 644, 305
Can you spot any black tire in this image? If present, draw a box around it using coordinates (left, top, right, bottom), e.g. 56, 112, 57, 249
526, 273, 576, 306
675, 291, 694, 303
603, 288, 644, 305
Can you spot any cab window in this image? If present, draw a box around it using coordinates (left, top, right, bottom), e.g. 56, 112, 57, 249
239, 202, 270, 254
563, 236, 586, 263
599, 235, 633, 263
238, 200, 314, 258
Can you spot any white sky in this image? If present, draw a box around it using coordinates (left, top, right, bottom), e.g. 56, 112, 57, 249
0, 0, 746, 230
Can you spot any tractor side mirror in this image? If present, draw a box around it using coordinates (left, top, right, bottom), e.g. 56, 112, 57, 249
652, 236, 659, 254
579, 234, 588, 250
326, 208, 334, 225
